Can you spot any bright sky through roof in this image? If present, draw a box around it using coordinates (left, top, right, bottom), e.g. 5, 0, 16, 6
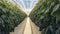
9, 0, 38, 15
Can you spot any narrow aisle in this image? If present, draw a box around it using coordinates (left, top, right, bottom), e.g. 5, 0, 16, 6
10, 17, 41, 34
24, 17, 32, 34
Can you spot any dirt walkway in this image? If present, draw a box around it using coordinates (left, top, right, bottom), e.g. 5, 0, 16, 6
24, 17, 32, 34
10, 17, 41, 34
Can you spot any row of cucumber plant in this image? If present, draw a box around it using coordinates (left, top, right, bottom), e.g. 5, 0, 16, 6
0, 0, 27, 34
29, 0, 60, 34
